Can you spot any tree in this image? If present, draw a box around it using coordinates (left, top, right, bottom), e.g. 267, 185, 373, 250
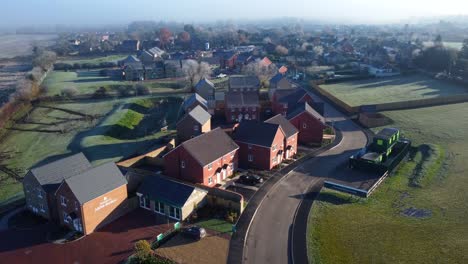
460, 39, 468, 59
134, 84, 150, 95
32, 50, 57, 71
133, 240, 153, 264
182, 60, 212, 88
61, 86, 78, 98
275, 45, 289, 56
159, 28, 172, 49
243, 60, 278, 83
414, 46, 458, 73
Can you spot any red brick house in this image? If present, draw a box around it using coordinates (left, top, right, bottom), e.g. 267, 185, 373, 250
271, 88, 315, 116
225, 91, 260, 123
287, 102, 327, 144
177, 105, 211, 142
163, 128, 239, 186
265, 114, 298, 159
233, 121, 286, 170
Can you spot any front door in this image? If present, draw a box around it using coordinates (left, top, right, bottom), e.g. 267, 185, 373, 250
286, 149, 289, 159
216, 172, 221, 183
222, 169, 227, 180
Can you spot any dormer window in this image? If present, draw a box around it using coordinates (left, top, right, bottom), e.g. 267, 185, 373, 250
60, 195, 67, 207
181, 161, 186, 168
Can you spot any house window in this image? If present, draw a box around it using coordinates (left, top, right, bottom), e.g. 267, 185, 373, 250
207, 163, 212, 170
37, 189, 43, 198
154, 201, 165, 215
60, 196, 67, 207
230, 152, 235, 158
140, 196, 150, 209
193, 125, 199, 131
169, 206, 181, 220
303, 123, 307, 129
231, 115, 235, 120
248, 144, 252, 150
181, 161, 185, 168
272, 156, 278, 164
248, 154, 254, 162
377, 139, 383, 145
63, 212, 69, 223
208, 177, 213, 184
272, 145, 277, 151
40, 204, 45, 212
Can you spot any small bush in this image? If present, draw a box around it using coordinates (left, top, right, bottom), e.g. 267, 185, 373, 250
93, 87, 107, 98
61, 86, 79, 98
225, 211, 238, 224
135, 84, 150, 95
117, 85, 136, 97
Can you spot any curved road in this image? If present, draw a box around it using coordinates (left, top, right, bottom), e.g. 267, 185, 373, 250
242, 91, 368, 264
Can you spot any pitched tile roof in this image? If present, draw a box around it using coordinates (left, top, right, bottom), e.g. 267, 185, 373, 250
182, 93, 207, 111
269, 73, 285, 85
137, 175, 206, 208
234, 120, 283, 147
225, 91, 259, 107
174, 128, 239, 167
287, 102, 326, 125
259, 57, 272, 67
186, 105, 211, 125
278, 65, 288, 74
30, 153, 92, 193
265, 114, 298, 138
63, 162, 127, 205
194, 78, 215, 92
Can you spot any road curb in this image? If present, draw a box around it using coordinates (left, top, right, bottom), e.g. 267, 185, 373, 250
227, 128, 343, 264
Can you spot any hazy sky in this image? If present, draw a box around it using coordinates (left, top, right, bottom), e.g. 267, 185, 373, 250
2, 0, 468, 27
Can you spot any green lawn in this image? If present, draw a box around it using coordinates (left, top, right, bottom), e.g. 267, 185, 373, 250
307, 102, 468, 263
320, 74, 468, 107
58, 54, 129, 65
196, 219, 233, 235
0, 96, 181, 202
42, 70, 187, 96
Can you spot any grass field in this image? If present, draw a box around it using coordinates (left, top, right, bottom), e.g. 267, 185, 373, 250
0, 96, 182, 202
58, 54, 129, 65
42, 70, 187, 96
0, 34, 57, 59
196, 219, 233, 235
307, 102, 468, 263
320, 74, 468, 107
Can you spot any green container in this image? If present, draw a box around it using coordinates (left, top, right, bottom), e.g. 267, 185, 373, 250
157, 233, 164, 242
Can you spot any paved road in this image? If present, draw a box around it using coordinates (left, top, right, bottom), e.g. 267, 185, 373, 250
242, 91, 368, 264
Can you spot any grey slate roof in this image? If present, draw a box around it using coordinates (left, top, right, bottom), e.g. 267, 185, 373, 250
269, 73, 285, 85
229, 76, 260, 90
265, 114, 298, 138
182, 93, 208, 111
287, 102, 326, 125
31, 153, 92, 193
195, 78, 215, 92
175, 128, 239, 166
225, 91, 259, 107
148, 46, 165, 56
277, 88, 307, 105
121, 55, 140, 65
186, 105, 211, 125
137, 175, 204, 207
234, 121, 283, 147
64, 162, 127, 205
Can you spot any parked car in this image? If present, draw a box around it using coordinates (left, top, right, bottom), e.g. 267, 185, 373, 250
182, 226, 207, 240
238, 174, 263, 186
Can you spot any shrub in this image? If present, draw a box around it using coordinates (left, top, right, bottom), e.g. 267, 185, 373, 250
117, 85, 136, 97
135, 84, 150, 95
93, 87, 107, 98
61, 86, 79, 98
225, 210, 238, 224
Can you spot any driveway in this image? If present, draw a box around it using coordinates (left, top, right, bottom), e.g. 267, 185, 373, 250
0, 209, 172, 264
234, 89, 368, 264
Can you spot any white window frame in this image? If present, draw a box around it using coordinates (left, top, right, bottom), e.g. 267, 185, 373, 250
60, 195, 67, 207
181, 161, 185, 168
208, 177, 213, 184
272, 145, 277, 151
193, 125, 199, 131
207, 163, 212, 170
40, 203, 45, 212
37, 189, 43, 199
140, 196, 150, 209
169, 206, 181, 220
303, 123, 307, 129
248, 154, 253, 162
63, 212, 69, 223
154, 201, 165, 215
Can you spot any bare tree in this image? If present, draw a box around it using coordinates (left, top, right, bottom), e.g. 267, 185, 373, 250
243, 60, 278, 83
275, 45, 289, 56
182, 60, 212, 88
32, 50, 57, 71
